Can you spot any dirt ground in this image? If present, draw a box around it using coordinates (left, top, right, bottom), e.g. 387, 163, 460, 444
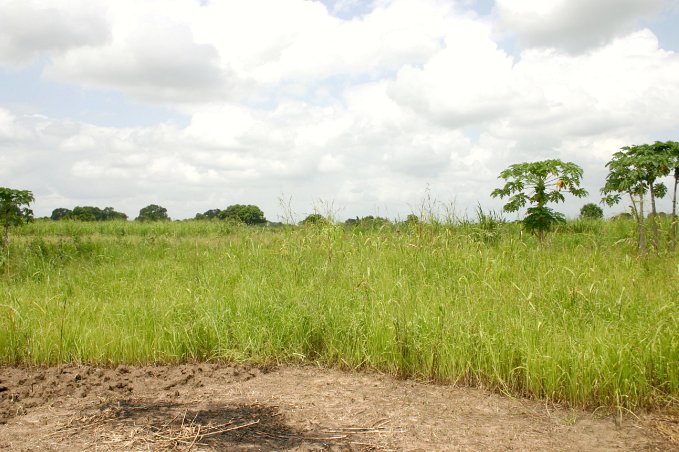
0, 363, 676, 451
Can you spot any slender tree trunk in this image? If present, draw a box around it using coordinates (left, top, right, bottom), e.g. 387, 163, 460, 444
638, 191, 647, 255
629, 193, 646, 255
671, 170, 678, 252
2, 224, 8, 248
649, 182, 659, 251
629, 192, 639, 220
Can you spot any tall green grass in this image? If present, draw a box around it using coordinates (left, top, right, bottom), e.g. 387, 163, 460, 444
1, 219, 677, 411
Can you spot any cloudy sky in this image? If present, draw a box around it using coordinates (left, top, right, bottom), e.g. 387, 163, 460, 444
1, 0, 678, 221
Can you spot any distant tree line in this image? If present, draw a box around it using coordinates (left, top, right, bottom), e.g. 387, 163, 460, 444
46, 203, 271, 224
49, 204, 171, 222
51, 206, 128, 221
299, 213, 420, 227
195, 204, 266, 225
341, 215, 393, 227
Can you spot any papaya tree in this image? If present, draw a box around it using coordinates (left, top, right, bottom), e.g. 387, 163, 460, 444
491, 159, 588, 244
669, 141, 679, 251
628, 143, 670, 250
601, 144, 670, 254
0, 187, 35, 247
602, 148, 648, 254
653, 141, 679, 251
652, 140, 679, 251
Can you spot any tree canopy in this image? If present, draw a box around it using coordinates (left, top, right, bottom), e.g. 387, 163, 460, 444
300, 213, 327, 225
491, 159, 587, 243
195, 209, 222, 220
136, 204, 170, 222
219, 204, 266, 225
50, 207, 72, 221
601, 142, 674, 253
195, 205, 269, 225
579, 203, 603, 220
0, 187, 34, 247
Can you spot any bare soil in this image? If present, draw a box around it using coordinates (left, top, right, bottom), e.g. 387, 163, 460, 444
0, 363, 676, 451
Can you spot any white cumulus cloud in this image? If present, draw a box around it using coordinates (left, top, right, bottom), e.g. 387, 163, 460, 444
495, 0, 663, 53
0, 0, 110, 67
1, 0, 679, 220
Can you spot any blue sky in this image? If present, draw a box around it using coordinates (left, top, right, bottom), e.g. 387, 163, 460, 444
1, 0, 678, 221
0, 62, 189, 127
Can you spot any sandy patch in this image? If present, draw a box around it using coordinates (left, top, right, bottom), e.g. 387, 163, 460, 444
0, 363, 676, 450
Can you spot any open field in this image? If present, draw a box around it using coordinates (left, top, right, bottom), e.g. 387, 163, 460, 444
1, 219, 678, 415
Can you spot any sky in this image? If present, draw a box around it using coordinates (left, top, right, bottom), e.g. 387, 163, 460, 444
1, 0, 678, 222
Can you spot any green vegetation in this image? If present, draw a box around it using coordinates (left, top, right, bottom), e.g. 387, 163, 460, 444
1, 218, 677, 412
51, 206, 128, 222
220, 204, 267, 225
602, 141, 678, 254
491, 160, 588, 244
579, 203, 604, 220
342, 215, 392, 229
195, 205, 267, 225
659, 141, 679, 250
0, 187, 34, 247
136, 204, 170, 222
301, 213, 329, 225
2, 147, 678, 413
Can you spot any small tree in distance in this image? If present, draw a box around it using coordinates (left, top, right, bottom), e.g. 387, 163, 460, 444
0, 187, 35, 247
219, 204, 266, 225
491, 159, 588, 244
579, 203, 603, 220
195, 209, 222, 220
405, 214, 420, 225
51, 207, 72, 221
136, 204, 170, 222
300, 213, 328, 226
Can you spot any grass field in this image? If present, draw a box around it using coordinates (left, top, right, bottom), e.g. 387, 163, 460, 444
1, 218, 677, 411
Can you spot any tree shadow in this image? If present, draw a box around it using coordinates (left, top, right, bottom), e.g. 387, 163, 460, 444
100, 399, 356, 450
